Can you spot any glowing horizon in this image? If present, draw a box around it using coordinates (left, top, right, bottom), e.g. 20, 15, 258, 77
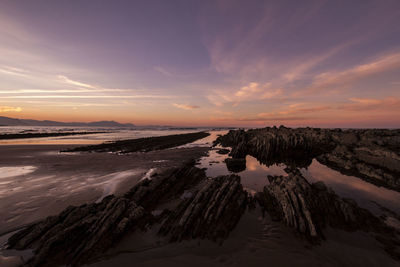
0, 0, 399, 128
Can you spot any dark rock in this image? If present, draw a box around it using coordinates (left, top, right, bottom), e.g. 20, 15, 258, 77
62, 131, 210, 153
256, 170, 400, 259
124, 161, 207, 209
225, 158, 246, 172
216, 148, 230, 154
215, 127, 400, 191
159, 175, 248, 243
7, 196, 147, 266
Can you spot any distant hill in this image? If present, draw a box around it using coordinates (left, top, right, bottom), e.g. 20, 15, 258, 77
0, 116, 135, 127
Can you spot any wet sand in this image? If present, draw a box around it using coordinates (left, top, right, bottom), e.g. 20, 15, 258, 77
0, 144, 208, 235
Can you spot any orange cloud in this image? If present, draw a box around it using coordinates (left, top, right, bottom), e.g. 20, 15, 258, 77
173, 103, 200, 110
0, 106, 22, 112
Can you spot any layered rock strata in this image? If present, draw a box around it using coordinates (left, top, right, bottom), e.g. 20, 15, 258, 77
63, 131, 210, 153
256, 169, 400, 259
215, 127, 400, 191
159, 175, 248, 242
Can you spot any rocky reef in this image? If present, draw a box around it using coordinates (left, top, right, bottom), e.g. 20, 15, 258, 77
62, 131, 210, 153
159, 174, 248, 243
6, 161, 249, 266
256, 169, 400, 259
7, 196, 147, 267
215, 127, 400, 191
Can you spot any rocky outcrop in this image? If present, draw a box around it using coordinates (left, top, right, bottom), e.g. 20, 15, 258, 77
124, 161, 207, 209
317, 142, 400, 191
214, 126, 334, 167
216, 148, 230, 154
63, 131, 210, 153
6, 162, 251, 266
215, 127, 400, 191
7, 196, 147, 267
224, 158, 246, 172
256, 169, 400, 259
159, 175, 248, 243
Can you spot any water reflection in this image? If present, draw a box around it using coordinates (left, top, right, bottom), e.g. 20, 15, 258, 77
198, 151, 286, 192
301, 159, 400, 214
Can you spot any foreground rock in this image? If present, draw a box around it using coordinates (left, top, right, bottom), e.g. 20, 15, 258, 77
6, 161, 250, 266
256, 169, 400, 259
62, 131, 210, 153
215, 127, 400, 191
7, 196, 147, 266
159, 175, 248, 242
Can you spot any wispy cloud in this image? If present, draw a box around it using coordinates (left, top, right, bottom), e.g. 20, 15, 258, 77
173, 103, 200, 110
340, 97, 400, 111
57, 75, 96, 88
154, 66, 173, 77
208, 82, 282, 106
1, 95, 172, 99
0, 106, 22, 112
308, 52, 400, 92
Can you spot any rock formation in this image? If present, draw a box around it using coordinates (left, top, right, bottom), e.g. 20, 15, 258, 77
63, 131, 210, 153
6, 162, 249, 266
224, 158, 246, 172
256, 169, 400, 259
215, 127, 400, 191
7, 196, 147, 267
159, 175, 248, 242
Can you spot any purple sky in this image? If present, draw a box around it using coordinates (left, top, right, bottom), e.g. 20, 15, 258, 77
0, 0, 399, 127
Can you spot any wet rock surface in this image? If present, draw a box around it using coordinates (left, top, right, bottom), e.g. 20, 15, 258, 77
256, 169, 400, 259
7, 196, 147, 267
6, 160, 250, 266
5, 128, 400, 266
62, 131, 210, 153
159, 174, 248, 242
224, 158, 246, 172
215, 127, 400, 191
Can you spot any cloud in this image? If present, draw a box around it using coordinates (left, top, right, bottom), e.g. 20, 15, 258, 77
235, 82, 262, 97
208, 82, 282, 106
238, 116, 309, 122
173, 103, 200, 110
309, 52, 400, 92
154, 66, 173, 77
0, 66, 31, 78
57, 75, 96, 88
0, 106, 22, 112
1, 95, 172, 99
340, 97, 400, 111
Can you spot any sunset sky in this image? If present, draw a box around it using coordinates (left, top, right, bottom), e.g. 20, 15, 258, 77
0, 0, 399, 127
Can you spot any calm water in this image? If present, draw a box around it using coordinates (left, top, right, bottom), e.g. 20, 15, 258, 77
198, 146, 400, 217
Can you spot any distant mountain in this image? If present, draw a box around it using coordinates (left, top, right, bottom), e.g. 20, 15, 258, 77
0, 116, 135, 127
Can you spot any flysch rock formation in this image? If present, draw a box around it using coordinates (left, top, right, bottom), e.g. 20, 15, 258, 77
215, 126, 400, 191
159, 174, 248, 243
256, 169, 400, 259
6, 161, 249, 266
7, 196, 147, 267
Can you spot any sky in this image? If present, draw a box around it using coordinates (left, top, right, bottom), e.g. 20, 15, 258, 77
0, 0, 399, 127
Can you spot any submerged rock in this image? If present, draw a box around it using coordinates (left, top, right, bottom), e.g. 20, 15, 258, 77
216, 148, 230, 154
224, 158, 246, 172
